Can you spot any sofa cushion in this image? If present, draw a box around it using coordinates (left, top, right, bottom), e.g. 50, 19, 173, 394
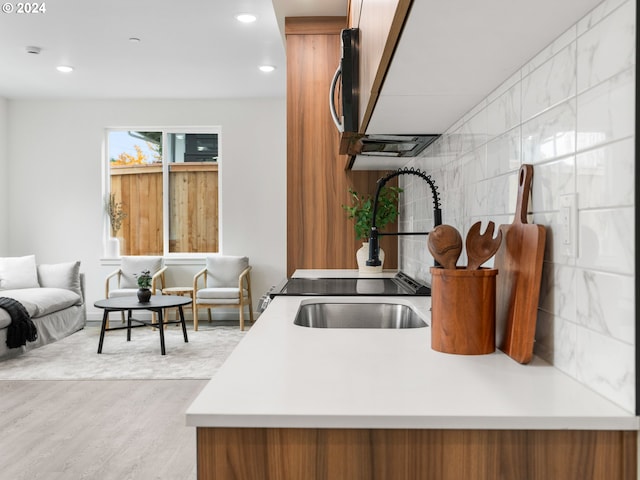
108, 288, 138, 298
0, 288, 81, 318
196, 287, 245, 300
37, 261, 82, 301
0, 255, 39, 290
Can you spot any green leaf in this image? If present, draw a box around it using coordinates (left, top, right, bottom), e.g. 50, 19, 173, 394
341, 186, 403, 241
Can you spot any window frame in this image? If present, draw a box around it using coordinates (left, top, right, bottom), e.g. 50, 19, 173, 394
103, 125, 223, 259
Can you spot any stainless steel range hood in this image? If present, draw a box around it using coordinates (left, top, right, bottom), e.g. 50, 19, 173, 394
359, 134, 438, 157
345, 134, 439, 170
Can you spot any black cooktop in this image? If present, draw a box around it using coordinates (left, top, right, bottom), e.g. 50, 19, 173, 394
272, 272, 430, 297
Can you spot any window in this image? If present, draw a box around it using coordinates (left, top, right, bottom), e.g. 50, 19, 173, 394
105, 128, 220, 256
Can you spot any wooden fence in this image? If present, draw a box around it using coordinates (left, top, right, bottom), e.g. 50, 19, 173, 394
110, 163, 219, 255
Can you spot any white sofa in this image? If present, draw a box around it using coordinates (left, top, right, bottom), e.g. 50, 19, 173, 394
0, 255, 86, 359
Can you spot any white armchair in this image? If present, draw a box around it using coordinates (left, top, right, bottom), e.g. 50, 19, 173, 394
104, 256, 167, 328
192, 255, 253, 331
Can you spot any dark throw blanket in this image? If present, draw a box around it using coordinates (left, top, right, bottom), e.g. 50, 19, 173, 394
0, 297, 38, 349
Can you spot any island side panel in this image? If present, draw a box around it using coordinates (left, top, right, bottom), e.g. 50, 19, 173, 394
196, 427, 636, 480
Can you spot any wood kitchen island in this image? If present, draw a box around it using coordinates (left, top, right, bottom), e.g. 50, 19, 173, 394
186, 273, 638, 480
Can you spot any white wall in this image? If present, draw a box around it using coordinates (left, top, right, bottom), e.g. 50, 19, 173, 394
6, 98, 287, 320
400, 0, 636, 412
0, 97, 8, 255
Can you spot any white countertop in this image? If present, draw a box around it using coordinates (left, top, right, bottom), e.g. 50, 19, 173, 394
292, 269, 399, 278
186, 271, 638, 431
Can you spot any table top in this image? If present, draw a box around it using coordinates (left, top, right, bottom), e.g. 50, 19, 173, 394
162, 287, 194, 294
95, 295, 192, 310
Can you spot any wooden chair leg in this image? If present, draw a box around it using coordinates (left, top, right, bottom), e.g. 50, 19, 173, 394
246, 275, 254, 325
239, 304, 245, 331
194, 304, 199, 331
207, 308, 212, 323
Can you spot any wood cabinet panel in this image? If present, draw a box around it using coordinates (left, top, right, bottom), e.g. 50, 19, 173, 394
284, 16, 344, 35
348, 0, 363, 27
286, 17, 398, 277
358, 0, 411, 132
197, 427, 637, 480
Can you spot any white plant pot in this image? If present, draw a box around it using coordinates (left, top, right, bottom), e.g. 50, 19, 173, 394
106, 237, 120, 258
356, 242, 384, 273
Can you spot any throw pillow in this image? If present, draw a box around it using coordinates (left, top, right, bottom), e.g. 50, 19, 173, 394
0, 255, 39, 290
37, 261, 82, 302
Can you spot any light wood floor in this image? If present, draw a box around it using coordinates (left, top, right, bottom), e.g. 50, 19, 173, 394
0, 379, 207, 480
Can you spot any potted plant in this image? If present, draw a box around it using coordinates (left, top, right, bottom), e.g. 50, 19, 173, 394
342, 186, 402, 272
135, 269, 153, 303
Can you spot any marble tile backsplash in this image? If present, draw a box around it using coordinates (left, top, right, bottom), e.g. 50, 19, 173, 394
399, 0, 636, 412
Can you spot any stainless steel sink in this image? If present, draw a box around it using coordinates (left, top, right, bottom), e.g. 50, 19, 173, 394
294, 302, 427, 329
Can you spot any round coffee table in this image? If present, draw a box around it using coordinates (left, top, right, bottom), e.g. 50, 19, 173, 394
94, 295, 192, 355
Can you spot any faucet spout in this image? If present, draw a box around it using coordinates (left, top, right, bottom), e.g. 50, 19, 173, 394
366, 167, 442, 266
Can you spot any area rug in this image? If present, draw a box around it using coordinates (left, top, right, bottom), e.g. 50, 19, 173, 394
0, 325, 246, 380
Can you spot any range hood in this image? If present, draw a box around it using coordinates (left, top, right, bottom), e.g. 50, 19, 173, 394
345, 134, 439, 170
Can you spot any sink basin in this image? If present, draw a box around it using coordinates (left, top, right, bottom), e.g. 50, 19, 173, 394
294, 302, 427, 329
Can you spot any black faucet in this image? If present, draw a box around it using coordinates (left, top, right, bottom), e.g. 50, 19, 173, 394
367, 167, 442, 266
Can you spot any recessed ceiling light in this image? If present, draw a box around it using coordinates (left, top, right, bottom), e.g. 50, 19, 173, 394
259, 65, 275, 73
236, 13, 257, 23
25, 46, 41, 55
56, 65, 74, 73
129, 37, 141, 43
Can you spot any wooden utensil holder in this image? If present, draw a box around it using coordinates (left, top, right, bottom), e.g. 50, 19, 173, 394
430, 267, 497, 355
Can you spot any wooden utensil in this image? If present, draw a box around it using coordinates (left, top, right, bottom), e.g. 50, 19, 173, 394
465, 221, 502, 270
427, 225, 462, 269
494, 164, 546, 364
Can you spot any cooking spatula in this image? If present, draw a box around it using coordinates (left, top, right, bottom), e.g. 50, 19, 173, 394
465, 221, 502, 270
427, 225, 462, 269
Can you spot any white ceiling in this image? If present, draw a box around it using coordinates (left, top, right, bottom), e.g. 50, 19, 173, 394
0, 0, 346, 99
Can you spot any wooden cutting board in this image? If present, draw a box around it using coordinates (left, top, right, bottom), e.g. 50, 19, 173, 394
494, 164, 546, 364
